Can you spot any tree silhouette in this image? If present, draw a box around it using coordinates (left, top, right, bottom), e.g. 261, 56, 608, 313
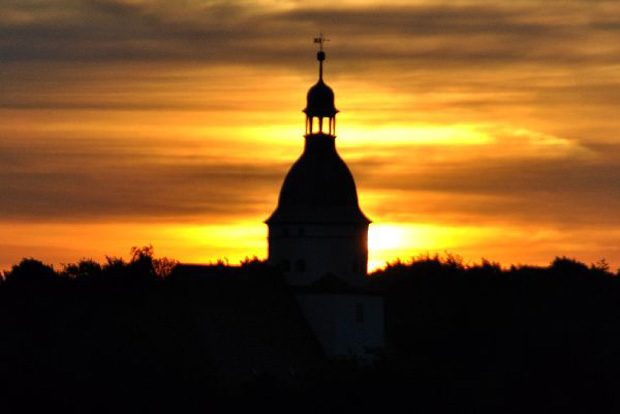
62, 258, 102, 280
3, 258, 57, 285
1, 251, 619, 412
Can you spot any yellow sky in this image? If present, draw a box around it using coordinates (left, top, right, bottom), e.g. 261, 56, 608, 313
2, 1, 620, 271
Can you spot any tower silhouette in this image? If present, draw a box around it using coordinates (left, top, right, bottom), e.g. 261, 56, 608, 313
266, 41, 371, 287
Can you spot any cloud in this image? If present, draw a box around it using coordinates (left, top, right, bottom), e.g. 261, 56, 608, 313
353, 142, 620, 229
0, 135, 287, 222
2, 0, 620, 69
3, 121, 617, 234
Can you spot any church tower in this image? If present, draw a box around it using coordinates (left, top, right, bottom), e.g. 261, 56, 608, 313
266, 40, 371, 287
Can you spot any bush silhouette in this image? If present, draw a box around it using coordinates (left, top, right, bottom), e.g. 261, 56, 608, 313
1, 251, 619, 412
3, 258, 57, 285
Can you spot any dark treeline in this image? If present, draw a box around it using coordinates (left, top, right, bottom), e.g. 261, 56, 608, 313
1, 249, 620, 412
369, 255, 620, 413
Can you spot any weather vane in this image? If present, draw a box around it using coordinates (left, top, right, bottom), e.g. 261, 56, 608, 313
313, 33, 329, 51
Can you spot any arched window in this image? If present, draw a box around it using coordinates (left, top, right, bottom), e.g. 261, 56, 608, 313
295, 259, 306, 273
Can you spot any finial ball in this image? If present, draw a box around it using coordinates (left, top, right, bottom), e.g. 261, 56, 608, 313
317, 51, 326, 62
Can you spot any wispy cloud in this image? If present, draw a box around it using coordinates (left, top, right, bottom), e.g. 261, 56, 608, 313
0, 134, 286, 221
3, 0, 620, 67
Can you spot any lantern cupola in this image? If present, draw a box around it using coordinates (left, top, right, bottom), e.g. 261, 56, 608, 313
303, 36, 338, 135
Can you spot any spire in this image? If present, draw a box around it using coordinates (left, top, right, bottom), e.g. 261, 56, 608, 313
313, 34, 328, 81
305, 34, 337, 136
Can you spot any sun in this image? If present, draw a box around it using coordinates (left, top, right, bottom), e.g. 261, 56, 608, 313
368, 224, 406, 252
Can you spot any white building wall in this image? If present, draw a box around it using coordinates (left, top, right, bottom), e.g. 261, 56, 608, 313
295, 293, 385, 360
268, 223, 368, 286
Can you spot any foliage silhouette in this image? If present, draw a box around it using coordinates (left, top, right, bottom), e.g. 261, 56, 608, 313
3, 258, 57, 285
1, 250, 620, 412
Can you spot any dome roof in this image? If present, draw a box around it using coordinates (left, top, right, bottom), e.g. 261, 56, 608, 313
266, 134, 370, 225
304, 80, 338, 118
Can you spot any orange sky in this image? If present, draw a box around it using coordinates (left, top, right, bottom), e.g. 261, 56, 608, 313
2, 0, 620, 272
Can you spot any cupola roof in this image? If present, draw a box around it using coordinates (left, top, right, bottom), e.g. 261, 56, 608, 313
303, 50, 338, 118
266, 134, 370, 225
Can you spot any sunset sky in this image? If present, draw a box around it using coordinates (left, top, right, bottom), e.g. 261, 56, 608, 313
2, 0, 620, 272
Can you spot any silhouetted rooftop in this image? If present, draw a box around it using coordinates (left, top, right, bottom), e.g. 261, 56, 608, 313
267, 134, 370, 225
304, 79, 338, 118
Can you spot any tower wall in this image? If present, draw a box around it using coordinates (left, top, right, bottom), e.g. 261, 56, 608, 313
268, 223, 369, 286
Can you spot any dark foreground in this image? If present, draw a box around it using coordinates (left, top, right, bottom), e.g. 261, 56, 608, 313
1, 251, 619, 413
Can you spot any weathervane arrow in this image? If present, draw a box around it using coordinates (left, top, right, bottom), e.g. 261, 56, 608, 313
313, 33, 329, 51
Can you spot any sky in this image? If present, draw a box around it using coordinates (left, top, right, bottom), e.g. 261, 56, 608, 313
2, 0, 620, 272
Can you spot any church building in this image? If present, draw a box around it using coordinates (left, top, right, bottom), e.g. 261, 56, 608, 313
266, 41, 370, 287
266, 39, 384, 359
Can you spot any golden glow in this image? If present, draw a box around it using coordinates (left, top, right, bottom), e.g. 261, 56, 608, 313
3, 0, 620, 272
163, 222, 267, 264
0, 221, 267, 270
1, 88, 616, 271
367, 223, 497, 272
338, 124, 492, 147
